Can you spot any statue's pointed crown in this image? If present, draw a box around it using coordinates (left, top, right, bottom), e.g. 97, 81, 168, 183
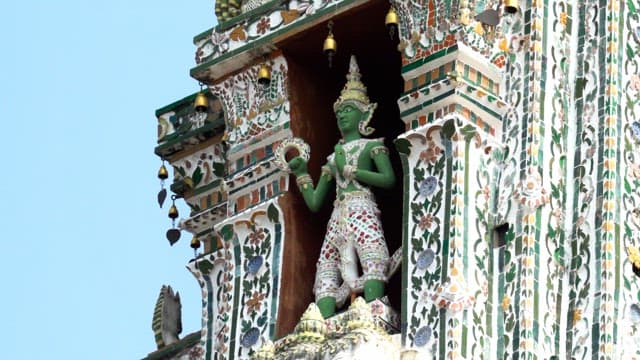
333, 55, 371, 112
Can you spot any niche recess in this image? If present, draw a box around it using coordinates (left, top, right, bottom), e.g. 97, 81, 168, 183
275, 0, 405, 335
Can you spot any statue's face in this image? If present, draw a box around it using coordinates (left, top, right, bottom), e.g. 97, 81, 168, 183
336, 104, 363, 133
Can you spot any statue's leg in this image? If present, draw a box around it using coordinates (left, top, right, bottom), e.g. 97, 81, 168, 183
316, 296, 337, 318
314, 215, 342, 318
363, 279, 385, 301
350, 204, 390, 302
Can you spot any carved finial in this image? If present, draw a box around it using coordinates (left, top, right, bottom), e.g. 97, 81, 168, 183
152, 285, 183, 349
347, 55, 361, 82
293, 303, 327, 341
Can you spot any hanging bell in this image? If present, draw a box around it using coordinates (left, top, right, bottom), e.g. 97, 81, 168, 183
323, 33, 337, 56
157, 164, 169, 180
503, 0, 519, 14
168, 204, 179, 219
190, 236, 201, 249
257, 64, 271, 87
385, 7, 399, 39
194, 92, 209, 113
323, 32, 337, 67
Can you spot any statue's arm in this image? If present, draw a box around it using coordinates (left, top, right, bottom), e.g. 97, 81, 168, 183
354, 143, 395, 189
289, 157, 334, 212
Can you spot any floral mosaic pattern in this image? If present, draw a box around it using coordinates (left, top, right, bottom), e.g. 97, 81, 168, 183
400, 115, 496, 358
170, 145, 226, 204
195, 0, 345, 66
400, 125, 445, 352
390, 0, 523, 67
237, 222, 275, 357
184, 199, 283, 360
219, 199, 283, 359
393, 0, 638, 357
622, 0, 640, 357
188, 241, 235, 360
210, 56, 290, 151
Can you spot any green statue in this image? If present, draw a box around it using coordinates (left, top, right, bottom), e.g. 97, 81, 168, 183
288, 56, 395, 318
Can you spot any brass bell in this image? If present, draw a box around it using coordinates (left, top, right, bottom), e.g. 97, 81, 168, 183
323, 33, 337, 55
194, 92, 209, 113
385, 7, 399, 38
257, 64, 271, 87
503, 0, 519, 14
168, 204, 179, 219
190, 236, 201, 249
157, 164, 169, 180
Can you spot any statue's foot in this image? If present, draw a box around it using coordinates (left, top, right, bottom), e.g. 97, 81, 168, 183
317, 296, 337, 318
363, 279, 385, 302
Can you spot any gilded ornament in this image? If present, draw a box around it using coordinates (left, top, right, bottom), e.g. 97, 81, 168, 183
257, 63, 271, 87
194, 92, 209, 113
168, 204, 179, 219
190, 236, 201, 249
503, 0, 519, 13
157, 164, 169, 180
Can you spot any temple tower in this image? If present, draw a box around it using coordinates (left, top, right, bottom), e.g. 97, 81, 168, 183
143, 0, 640, 359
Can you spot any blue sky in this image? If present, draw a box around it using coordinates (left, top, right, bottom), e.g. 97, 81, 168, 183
1, 1, 214, 358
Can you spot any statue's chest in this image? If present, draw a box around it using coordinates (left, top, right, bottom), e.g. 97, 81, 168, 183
342, 140, 368, 165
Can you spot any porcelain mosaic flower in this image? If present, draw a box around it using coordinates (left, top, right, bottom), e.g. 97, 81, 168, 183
419, 176, 439, 197
419, 141, 442, 163
246, 291, 265, 313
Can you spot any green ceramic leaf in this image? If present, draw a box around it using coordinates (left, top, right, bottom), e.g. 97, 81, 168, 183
504, 250, 511, 265
257, 313, 268, 327
199, 260, 213, 274
554, 248, 564, 265
220, 224, 234, 241
461, 124, 477, 142
574, 77, 587, 99
442, 119, 456, 139
241, 319, 251, 332
192, 167, 203, 187
505, 316, 515, 331
244, 246, 254, 258
213, 162, 225, 177
394, 138, 412, 155
267, 203, 280, 223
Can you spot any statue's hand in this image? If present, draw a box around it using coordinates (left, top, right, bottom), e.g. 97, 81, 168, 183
288, 156, 308, 177
334, 144, 346, 174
